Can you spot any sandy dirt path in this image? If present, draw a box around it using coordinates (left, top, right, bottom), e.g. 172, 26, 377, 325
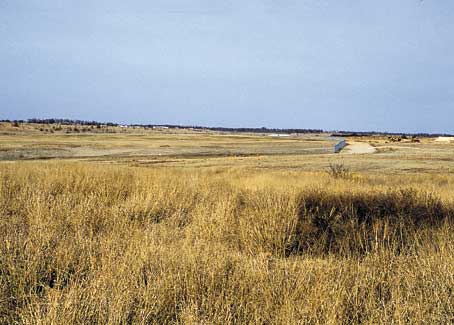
342, 141, 377, 154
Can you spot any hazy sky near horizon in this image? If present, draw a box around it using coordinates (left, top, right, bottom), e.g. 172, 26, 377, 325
1, 1, 453, 132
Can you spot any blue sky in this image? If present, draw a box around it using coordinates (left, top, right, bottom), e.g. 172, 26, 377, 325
1, 1, 453, 132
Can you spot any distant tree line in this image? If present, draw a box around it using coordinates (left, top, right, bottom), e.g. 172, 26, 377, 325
24, 118, 118, 126
135, 124, 324, 134
330, 131, 454, 138
1, 118, 452, 137
0, 118, 118, 127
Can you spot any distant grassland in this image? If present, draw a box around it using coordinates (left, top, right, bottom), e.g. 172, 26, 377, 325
0, 123, 334, 161
3, 122, 454, 174
1, 162, 453, 324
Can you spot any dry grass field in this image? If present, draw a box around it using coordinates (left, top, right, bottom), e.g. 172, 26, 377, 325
0, 123, 453, 324
0, 123, 334, 162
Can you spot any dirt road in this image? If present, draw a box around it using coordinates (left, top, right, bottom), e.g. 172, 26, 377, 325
342, 141, 376, 154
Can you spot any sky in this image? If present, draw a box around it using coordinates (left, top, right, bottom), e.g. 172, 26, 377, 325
1, 0, 453, 133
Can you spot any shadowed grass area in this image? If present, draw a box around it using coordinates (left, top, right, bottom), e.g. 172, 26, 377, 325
0, 162, 453, 324
291, 189, 451, 256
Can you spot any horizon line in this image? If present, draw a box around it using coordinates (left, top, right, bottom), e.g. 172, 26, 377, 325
1, 117, 453, 137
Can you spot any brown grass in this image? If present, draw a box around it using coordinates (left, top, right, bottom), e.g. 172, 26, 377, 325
0, 162, 453, 324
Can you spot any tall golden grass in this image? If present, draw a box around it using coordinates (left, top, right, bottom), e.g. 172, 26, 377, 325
1, 162, 453, 324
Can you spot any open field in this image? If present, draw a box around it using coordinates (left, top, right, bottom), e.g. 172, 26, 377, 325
1, 123, 453, 324
2, 123, 454, 174
0, 123, 334, 161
